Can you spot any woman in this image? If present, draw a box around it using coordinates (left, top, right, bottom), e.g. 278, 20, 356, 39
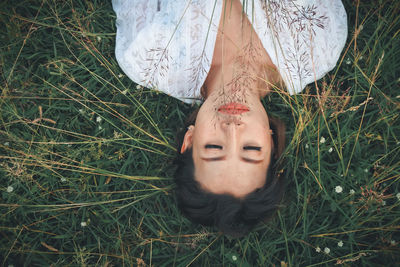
113, 0, 347, 236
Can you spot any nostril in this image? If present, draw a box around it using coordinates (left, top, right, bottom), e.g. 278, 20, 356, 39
221, 121, 242, 127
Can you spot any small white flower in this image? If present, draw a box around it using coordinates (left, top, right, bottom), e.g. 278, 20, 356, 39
337, 240, 343, 247
60, 177, 67, 182
346, 59, 351, 65
324, 247, 330, 254
96, 36, 101, 42
136, 84, 142, 89
396, 193, 400, 201
382, 200, 386, 206
349, 189, 355, 195
305, 144, 309, 149
390, 240, 396, 246
79, 109, 84, 114
328, 147, 333, 153
359, 55, 363, 60
98, 125, 103, 131
232, 255, 237, 261
335, 186, 343, 193
359, 25, 364, 30
118, 73, 123, 78
81, 221, 87, 227
315, 246, 321, 253
4, 142, 9, 146
96, 116, 102, 123
122, 89, 128, 95
320, 136, 326, 144
6, 186, 14, 193
364, 168, 368, 173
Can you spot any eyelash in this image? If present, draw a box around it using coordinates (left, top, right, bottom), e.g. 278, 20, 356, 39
205, 145, 261, 151
244, 146, 261, 151
205, 144, 222, 149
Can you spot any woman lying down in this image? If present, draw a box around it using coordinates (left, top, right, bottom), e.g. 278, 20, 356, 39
113, 0, 347, 236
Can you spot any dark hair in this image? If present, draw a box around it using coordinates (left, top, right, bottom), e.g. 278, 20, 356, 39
174, 112, 286, 237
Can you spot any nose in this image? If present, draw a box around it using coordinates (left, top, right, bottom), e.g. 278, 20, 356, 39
220, 120, 244, 139
220, 120, 243, 154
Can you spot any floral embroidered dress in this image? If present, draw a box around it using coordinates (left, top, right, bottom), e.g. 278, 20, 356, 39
113, 0, 347, 103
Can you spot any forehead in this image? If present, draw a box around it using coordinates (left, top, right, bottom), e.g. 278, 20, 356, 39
193, 158, 269, 197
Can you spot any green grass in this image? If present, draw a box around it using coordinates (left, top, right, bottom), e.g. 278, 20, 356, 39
1, 0, 399, 266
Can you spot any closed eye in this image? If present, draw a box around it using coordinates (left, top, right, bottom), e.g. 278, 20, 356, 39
205, 144, 222, 149
243, 146, 261, 151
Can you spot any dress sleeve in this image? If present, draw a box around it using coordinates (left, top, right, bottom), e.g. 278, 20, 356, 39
113, 0, 223, 104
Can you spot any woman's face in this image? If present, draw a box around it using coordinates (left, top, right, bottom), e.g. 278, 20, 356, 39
181, 90, 273, 198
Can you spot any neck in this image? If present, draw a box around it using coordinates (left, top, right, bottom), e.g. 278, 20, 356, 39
202, 0, 279, 100
204, 62, 265, 103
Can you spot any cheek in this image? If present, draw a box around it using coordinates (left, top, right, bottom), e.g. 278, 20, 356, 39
192, 124, 217, 145
249, 124, 270, 138
195, 116, 220, 133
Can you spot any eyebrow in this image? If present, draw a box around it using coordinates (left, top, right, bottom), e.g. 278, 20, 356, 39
201, 157, 264, 164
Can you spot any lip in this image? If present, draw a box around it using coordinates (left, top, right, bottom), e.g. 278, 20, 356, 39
218, 102, 250, 115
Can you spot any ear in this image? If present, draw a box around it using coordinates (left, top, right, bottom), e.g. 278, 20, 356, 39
180, 125, 194, 154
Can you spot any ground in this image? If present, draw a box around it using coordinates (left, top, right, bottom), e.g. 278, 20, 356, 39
0, 0, 399, 265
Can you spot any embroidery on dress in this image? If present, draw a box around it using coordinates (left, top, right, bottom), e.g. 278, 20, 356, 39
261, 0, 328, 83
187, 0, 216, 99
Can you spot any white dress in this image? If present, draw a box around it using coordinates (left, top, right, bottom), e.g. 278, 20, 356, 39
113, 0, 347, 103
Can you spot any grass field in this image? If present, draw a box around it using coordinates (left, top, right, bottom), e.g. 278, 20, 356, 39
1, 0, 399, 266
